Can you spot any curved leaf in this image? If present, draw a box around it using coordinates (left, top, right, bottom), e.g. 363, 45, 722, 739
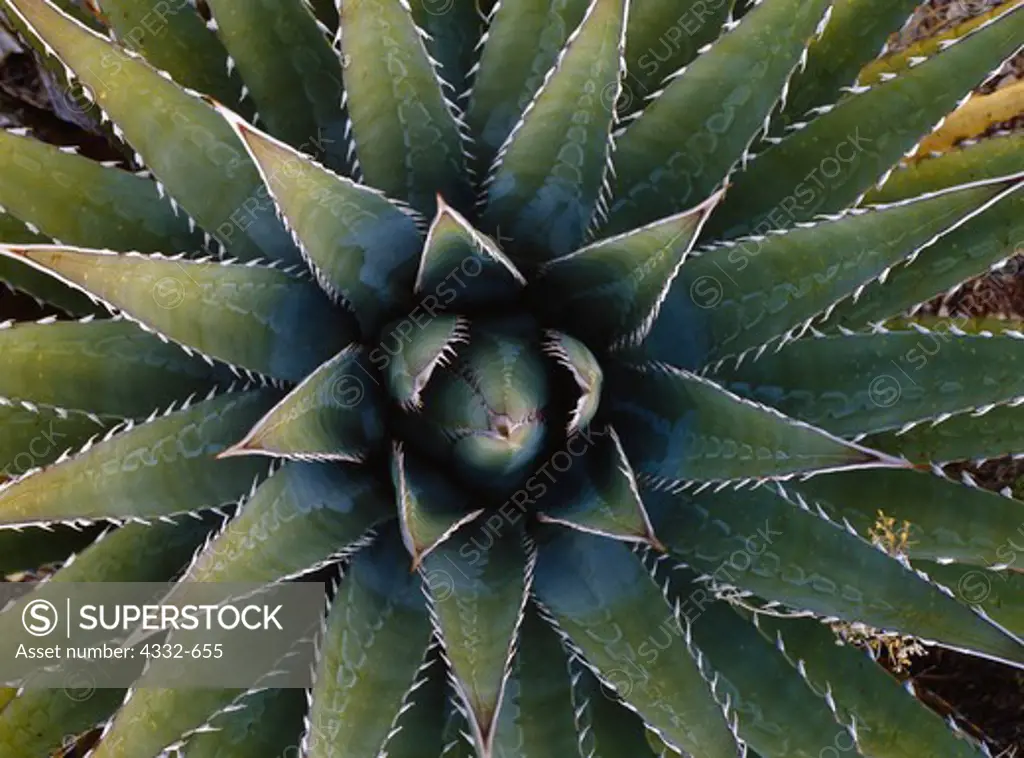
0, 687, 124, 758
221, 346, 386, 462
531, 526, 740, 757
3, 0, 300, 263
542, 329, 603, 433
0, 402, 112, 481
916, 561, 1024, 638
176, 687, 306, 758
482, 0, 627, 261
383, 313, 469, 411
305, 529, 432, 758
337, 0, 470, 214
605, 0, 832, 235
606, 362, 895, 484
0, 389, 276, 527
0, 246, 355, 382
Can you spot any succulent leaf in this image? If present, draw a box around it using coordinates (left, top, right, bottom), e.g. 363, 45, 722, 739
482, 0, 628, 260
176, 687, 307, 757
532, 526, 740, 757
570, 664, 661, 758
542, 329, 603, 432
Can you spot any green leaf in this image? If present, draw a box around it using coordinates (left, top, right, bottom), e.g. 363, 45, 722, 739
482, 0, 627, 261
0, 257, 98, 315
570, 665, 660, 758
532, 527, 739, 757
655, 562, 856, 758
828, 134, 1024, 328
543, 330, 603, 433
377, 647, 448, 758
178, 460, 392, 585
718, 330, 1024, 438
221, 346, 385, 462
753, 612, 990, 758
391, 444, 484, 569
96, 0, 248, 110
206, 0, 348, 171
620, 0, 734, 116
606, 362, 893, 484
644, 484, 1024, 667
224, 110, 425, 334
408, 0, 482, 98
464, 0, 590, 181
337, 0, 470, 214
535, 426, 660, 547
0, 403, 112, 480
0, 389, 276, 527
770, 0, 921, 134
306, 529, 432, 758
3, 0, 300, 263
0, 246, 355, 382
639, 174, 1023, 370
0, 128, 204, 253
537, 191, 720, 350
0, 687, 124, 758
604, 0, 832, 236
491, 604, 581, 758
0, 318, 236, 419
176, 687, 306, 758
416, 197, 526, 308
422, 524, 529, 755
89, 688, 245, 758
783, 468, 1024, 567
384, 313, 469, 411
916, 561, 1024, 638
707, 3, 1024, 239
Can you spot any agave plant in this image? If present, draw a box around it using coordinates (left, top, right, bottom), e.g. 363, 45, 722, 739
1, 0, 1024, 755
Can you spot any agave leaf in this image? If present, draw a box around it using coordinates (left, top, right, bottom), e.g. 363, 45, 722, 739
658, 561, 866, 758
531, 526, 740, 757
205, 0, 348, 170
177, 461, 391, 585
915, 562, 1024, 638
176, 687, 306, 758
220, 346, 385, 462
0, 687, 124, 758
770, 0, 920, 134
0, 389, 276, 527
619, 0, 734, 117
910, 79, 1024, 161
306, 529, 432, 758
784, 468, 1024, 567
490, 604, 581, 758
89, 688, 245, 758
708, 3, 1024, 239
384, 313, 469, 411
644, 484, 1024, 667
422, 524, 530, 756
0, 523, 102, 576
222, 109, 425, 333
416, 196, 526, 308
337, 0, 469, 214
464, 0, 590, 181
482, 0, 627, 261
604, 0, 832, 236
606, 362, 894, 484
0, 246, 355, 382
753, 612, 990, 758
535, 426, 660, 548
862, 403, 1024, 464
376, 647, 448, 758
96, 0, 248, 109
542, 330, 603, 433
0, 222, 99, 313
718, 330, 1024, 438
639, 174, 1024, 370
537, 190, 721, 350
391, 445, 484, 569
0, 318, 236, 418
570, 664, 661, 758
0, 403, 112, 480
0, 128, 205, 253
3, 0, 300, 263
408, 0, 482, 98
829, 135, 1024, 327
